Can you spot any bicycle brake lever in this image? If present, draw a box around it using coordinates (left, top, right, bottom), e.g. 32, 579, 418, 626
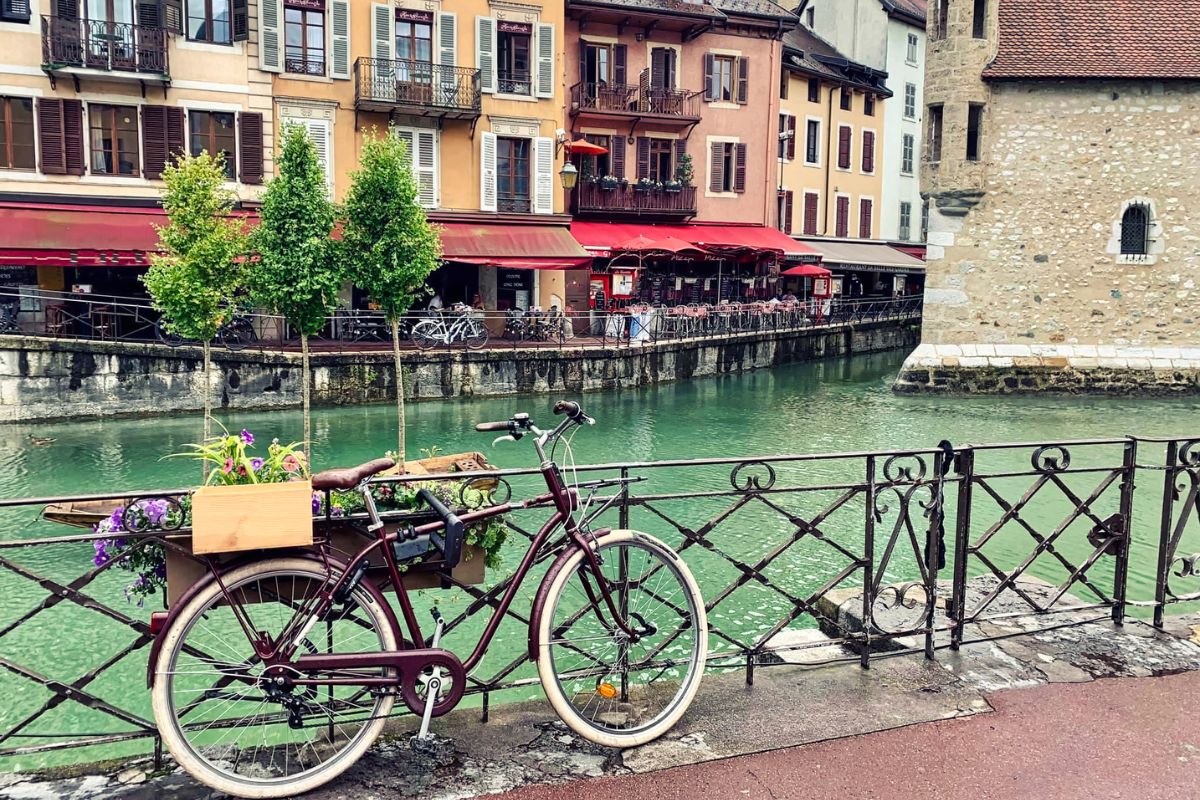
492, 434, 517, 446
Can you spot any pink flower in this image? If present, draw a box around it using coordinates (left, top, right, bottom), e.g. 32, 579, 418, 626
222, 458, 234, 474
282, 454, 300, 473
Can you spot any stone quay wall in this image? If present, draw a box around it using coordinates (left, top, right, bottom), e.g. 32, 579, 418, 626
0, 319, 920, 422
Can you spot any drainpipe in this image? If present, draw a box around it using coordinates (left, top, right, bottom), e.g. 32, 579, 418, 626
822, 83, 835, 234
766, 33, 779, 230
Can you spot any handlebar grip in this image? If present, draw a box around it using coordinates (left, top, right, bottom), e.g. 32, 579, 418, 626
416, 488, 465, 568
475, 421, 511, 432
553, 400, 582, 419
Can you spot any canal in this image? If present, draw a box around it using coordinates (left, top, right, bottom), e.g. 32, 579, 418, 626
0, 349, 1197, 769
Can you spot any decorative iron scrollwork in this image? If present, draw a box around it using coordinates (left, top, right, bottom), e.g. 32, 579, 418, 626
730, 461, 777, 492
1031, 445, 1071, 473
455, 476, 511, 509
1179, 440, 1200, 468
1172, 554, 1200, 579
882, 454, 928, 484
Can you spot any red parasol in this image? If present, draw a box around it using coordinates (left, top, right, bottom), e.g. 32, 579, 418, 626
568, 138, 609, 155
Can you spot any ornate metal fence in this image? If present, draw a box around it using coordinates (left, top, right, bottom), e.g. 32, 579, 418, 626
0, 434, 1196, 768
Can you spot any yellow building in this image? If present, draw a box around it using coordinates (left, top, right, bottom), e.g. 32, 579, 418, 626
259, 0, 584, 312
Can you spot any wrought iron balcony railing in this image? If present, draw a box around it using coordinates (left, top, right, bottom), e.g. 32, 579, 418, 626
354, 58, 482, 117
285, 56, 326, 76
497, 68, 532, 97
497, 192, 532, 214
572, 182, 698, 218
41, 15, 169, 76
570, 80, 702, 120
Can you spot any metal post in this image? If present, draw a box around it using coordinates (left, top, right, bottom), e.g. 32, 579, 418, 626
618, 466, 630, 530
1112, 439, 1137, 625
1153, 439, 1179, 629
950, 447, 974, 650
861, 455, 876, 669
481, 690, 490, 723
924, 449, 946, 660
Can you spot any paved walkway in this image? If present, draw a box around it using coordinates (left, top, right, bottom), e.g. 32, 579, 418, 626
497, 671, 1200, 800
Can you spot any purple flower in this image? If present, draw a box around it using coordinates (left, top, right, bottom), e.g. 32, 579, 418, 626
142, 500, 168, 526
250, 458, 264, 472
331, 506, 344, 518
93, 539, 111, 567
108, 507, 124, 531
312, 493, 322, 514
240, 429, 254, 445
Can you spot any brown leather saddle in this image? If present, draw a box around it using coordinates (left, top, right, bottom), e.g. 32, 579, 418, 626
311, 458, 396, 491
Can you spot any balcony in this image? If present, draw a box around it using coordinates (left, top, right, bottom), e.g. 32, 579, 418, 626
354, 58, 481, 120
41, 16, 169, 88
572, 182, 697, 220
570, 79, 702, 123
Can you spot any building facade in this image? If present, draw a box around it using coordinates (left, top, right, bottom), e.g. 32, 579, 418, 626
895, 0, 1200, 394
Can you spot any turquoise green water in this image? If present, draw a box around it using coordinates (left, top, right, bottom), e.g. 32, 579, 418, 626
0, 349, 1198, 769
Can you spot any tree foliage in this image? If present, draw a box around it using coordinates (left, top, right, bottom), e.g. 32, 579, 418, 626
340, 129, 442, 321
142, 152, 248, 340
250, 124, 341, 335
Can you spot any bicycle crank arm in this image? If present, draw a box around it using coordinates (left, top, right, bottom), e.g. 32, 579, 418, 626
287, 646, 466, 717
417, 612, 446, 741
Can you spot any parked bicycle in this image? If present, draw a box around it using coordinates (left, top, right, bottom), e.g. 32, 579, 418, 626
155, 314, 257, 351
409, 304, 488, 350
149, 401, 707, 797
0, 306, 20, 335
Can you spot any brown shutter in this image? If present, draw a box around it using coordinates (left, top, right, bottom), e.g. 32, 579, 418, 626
163, 0, 182, 32
674, 138, 686, 168
233, 0, 249, 40
703, 53, 715, 101
779, 70, 788, 100
613, 44, 627, 85
136, 0, 160, 26
709, 142, 723, 192
37, 98, 65, 175
141, 104, 182, 179
862, 130, 874, 172
838, 126, 851, 169
803, 192, 818, 235
736, 56, 749, 104
54, 0, 76, 18
166, 106, 185, 166
836, 196, 849, 237
734, 143, 746, 192
666, 48, 677, 90
787, 116, 796, 160
636, 136, 650, 180
1, 0, 31, 21
783, 190, 794, 233
650, 48, 667, 89
63, 99, 84, 175
239, 111, 264, 184
578, 42, 588, 86
610, 137, 625, 179
859, 198, 872, 238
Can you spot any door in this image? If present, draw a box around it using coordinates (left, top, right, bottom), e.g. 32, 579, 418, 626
395, 11, 433, 104
580, 42, 609, 106
85, 0, 136, 69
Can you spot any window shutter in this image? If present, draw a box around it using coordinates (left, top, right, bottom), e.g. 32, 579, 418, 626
532, 136, 554, 214
787, 116, 796, 160
1, 0, 31, 22
650, 48, 667, 89
53, 0, 76, 18
141, 105, 166, 179
666, 48, 677, 89
736, 56, 749, 104
232, 0, 248, 40
476, 16, 495, 94
166, 107, 185, 167
480, 131, 497, 211
838, 125, 851, 169
859, 198, 872, 238
862, 130, 874, 172
703, 53, 714, 101
330, 0, 350, 79
674, 138, 686, 171
784, 190, 794, 234
803, 192, 818, 235
636, 136, 650, 181
372, 3, 394, 64
136, 1, 160, 27
836, 195, 849, 237
37, 99, 66, 175
304, 119, 333, 190
163, 0, 182, 32
239, 112, 264, 184
708, 142, 723, 192
734, 143, 746, 192
613, 44, 627, 86
259, 0, 282, 72
416, 129, 439, 208
62, 99, 84, 175
438, 13, 458, 100
535, 23, 554, 99
610, 136, 624, 179
779, 70, 788, 100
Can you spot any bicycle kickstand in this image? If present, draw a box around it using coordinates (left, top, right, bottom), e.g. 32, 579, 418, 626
416, 608, 445, 742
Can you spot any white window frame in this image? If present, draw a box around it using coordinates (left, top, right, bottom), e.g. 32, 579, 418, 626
906, 32, 919, 65
804, 116, 822, 167
903, 83, 916, 119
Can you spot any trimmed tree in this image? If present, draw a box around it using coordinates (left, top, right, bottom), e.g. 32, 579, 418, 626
249, 124, 341, 459
142, 151, 248, 462
341, 130, 442, 470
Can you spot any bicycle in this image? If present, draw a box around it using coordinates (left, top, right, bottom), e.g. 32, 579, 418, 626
155, 314, 257, 351
148, 401, 707, 797
409, 304, 488, 350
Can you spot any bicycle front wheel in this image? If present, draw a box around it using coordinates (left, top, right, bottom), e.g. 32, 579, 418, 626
151, 558, 397, 798
409, 320, 440, 351
536, 530, 707, 748
465, 321, 489, 350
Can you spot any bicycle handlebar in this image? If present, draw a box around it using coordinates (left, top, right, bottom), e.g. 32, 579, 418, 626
474, 421, 511, 432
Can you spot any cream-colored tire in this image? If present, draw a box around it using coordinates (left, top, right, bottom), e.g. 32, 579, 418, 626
536, 530, 707, 748
151, 558, 397, 799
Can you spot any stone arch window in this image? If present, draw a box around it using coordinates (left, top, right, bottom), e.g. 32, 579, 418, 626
1107, 198, 1163, 265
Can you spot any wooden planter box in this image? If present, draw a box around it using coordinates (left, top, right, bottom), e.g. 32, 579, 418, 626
191, 481, 314, 555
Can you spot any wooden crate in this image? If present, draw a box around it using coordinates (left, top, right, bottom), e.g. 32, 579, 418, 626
190, 481, 314, 555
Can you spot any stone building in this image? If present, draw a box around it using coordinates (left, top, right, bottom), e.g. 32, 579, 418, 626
895, 0, 1200, 394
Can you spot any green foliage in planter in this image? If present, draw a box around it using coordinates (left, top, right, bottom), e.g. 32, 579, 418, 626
674, 152, 694, 188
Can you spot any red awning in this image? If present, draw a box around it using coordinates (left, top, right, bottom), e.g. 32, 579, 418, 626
0, 202, 168, 267
782, 264, 833, 277
571, 221, 819, 260
440, 221, 591, 270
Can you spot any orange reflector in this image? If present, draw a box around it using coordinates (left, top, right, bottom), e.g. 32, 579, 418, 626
597, 682, 618, 699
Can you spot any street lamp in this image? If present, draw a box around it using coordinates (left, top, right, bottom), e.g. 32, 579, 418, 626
559, 161, 579, 190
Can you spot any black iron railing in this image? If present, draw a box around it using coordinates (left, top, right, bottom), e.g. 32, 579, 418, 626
41, 15, 169, 75
570, 80, 702, 119
497, 191, 531, 214
284, 56, 325, 76
573, 182, 697, 217
354, 57, 481, 115
497, 68, 532, 96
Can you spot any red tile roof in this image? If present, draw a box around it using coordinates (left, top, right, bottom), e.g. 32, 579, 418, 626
984, 0, 1200, 80
883, 0, 927, 23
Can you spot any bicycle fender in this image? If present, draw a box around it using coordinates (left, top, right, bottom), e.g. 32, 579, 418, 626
527, 528, 614, 662
145, 550, 403, 688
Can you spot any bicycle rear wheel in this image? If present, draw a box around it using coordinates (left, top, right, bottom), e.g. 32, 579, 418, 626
151, 558, 397, 798
409, 320, 440, 351
536, 531, 707, 748
219, 318, 256, 351
465, 320, 489, 350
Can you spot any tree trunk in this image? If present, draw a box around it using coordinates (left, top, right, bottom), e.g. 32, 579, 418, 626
301, 332, 312, 464
202, 339, 212, 482
392, 319, 406, 472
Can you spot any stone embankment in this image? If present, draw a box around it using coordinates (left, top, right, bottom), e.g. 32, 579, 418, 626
0, 320, 919, 422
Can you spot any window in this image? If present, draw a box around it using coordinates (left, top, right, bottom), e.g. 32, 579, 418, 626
837, 124, 851, 169
284, 1, 325, 75
582, 41, 611, 88
778, 114, 796, 161
777, 190, 793, 233
573, 133, 610, 181
802, 192, 819, 235
1120, 203, 1151, 256
906, 32, 919, 64
0, 0, 31, 23
648, 138, 673, 182
708, 140, 745, 193
972, 0, 986, 38
864, 94, 875, 116
966, 103, 984, 161
808, 77, 820, 103
713, 55, 735, 102
835, 195, 850, 237
779, 70, 788, 100
861, 130, 875, 173
920, 199, 929, 242
840, 88, 851, 111
805, 119, 820, 164
901, 133, 914, 174
0, 97, 35, 170
717, 142, 734, 192
927, 104, 943, 161
805, 6, 814, 27
187, 0, 232, 44
933, 0, 947, 40
859, 198, 873, 238
497, 22, 532, 95
88, 104, 139, 176
899, 201, 912, 241
396, 14, 433, 64
496, 136, 530, 213
903, 83, 916, 119
189, 110, 236, 179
